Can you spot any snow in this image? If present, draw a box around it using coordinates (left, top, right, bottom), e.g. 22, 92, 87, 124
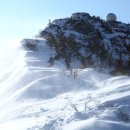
0, 39, 130, 130
63, 118, 130, 130
52, 18, 69, 27
105, 32, 126, 39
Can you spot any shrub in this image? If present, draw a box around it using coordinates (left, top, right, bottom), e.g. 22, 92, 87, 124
116, 108, 130, 122
21, 39, 38, 50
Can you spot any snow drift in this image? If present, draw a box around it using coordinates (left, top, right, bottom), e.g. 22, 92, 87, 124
0, 39, 130, 130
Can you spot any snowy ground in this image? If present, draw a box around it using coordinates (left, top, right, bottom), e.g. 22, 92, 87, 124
0, 39, 130, 130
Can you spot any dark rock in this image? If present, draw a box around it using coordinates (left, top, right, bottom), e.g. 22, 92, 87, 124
48, 57, 54, 67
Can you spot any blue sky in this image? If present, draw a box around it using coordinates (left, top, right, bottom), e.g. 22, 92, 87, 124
0, 0, 130, 45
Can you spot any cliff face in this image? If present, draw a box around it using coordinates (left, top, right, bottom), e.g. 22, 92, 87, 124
39, 12, 130, 75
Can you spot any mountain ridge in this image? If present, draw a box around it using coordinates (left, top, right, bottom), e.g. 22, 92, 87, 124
37, 12, 130, 75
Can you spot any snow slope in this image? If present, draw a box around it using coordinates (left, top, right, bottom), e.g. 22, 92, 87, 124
0, 39, 130, 130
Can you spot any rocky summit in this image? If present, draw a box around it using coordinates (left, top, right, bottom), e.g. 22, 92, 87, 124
37, 12, 130, 75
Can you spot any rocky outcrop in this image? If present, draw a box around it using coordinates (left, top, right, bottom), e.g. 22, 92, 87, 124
38, 12, 130, 75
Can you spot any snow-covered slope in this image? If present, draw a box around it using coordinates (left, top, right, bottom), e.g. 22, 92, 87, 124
0, 39, 130, 130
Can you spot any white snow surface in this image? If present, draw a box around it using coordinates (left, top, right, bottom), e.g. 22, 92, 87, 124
0, 39, 130, 130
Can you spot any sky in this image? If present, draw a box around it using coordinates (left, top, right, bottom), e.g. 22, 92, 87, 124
0, 0, 130, 46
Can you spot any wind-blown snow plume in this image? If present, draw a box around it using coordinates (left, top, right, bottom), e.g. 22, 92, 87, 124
0, 38, 130, 130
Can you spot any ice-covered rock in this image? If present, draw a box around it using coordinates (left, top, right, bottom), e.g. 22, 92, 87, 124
38, 12, 130, 75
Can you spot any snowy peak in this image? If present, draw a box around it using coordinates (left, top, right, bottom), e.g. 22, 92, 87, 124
0, 13, 130, 130
38, 12, 130, 75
